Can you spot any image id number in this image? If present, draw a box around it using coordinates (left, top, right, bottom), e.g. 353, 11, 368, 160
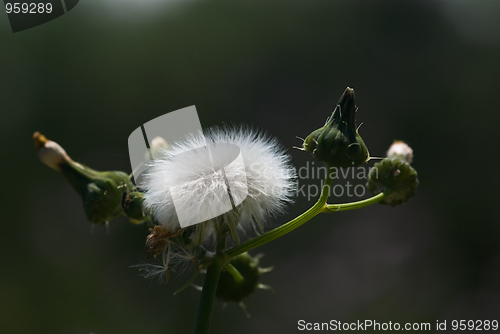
5, 3, 53, 14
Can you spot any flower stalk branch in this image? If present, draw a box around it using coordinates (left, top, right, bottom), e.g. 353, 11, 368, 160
226, 167, 335, 258
322, 190, 389, 213
225, 168, 392, 259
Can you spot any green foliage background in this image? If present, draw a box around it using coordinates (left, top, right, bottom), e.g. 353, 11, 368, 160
1, 1, 499, 333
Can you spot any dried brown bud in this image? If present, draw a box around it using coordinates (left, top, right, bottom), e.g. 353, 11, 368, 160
145, 225, 183, 258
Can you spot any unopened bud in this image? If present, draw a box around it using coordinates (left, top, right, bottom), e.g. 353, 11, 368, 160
216, 253, 272, 304
122, 191, 147, 221
366, 156, 419, 207
34, 132, 135, 225
149, 136, 169, 159
302, 87, 369, 167
387, 140, 413, 163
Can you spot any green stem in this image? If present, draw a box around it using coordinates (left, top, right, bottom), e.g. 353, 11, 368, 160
192, 257, 224, 334
322, 191, 387, 213
226, 168, 335, 258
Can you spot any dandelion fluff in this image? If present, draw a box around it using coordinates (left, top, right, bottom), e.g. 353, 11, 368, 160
142, 126, 296, 242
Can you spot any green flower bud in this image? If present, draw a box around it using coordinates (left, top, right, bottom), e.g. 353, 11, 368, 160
366, 157, 419, 207
216, 253, 272, 304
302, 87, 369, 168
122, 191, 147, 221
34, 132, 135, 225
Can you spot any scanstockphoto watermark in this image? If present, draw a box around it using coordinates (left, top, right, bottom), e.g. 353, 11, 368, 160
245, 161, 378, 202
297, 319, 499, 331
298, 319, 432, 331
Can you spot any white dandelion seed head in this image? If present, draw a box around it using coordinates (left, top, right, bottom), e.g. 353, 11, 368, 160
141, 126, 296, 241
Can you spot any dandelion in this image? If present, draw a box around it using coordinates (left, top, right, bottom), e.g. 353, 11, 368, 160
142, 126, 296, 248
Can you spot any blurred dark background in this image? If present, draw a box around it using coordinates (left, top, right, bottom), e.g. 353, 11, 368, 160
1, 0, 500, 333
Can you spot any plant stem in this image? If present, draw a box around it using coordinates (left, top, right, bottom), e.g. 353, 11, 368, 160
191, 169, 390, 333
226, 176, 392, 258
226, 168, 334, 258
321, 191, 387, 213
192, 256, 224, 334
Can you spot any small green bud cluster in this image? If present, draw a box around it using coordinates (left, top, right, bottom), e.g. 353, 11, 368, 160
302, 87, 369, 168
122, 191, 147, 221
366, 141, 419, 206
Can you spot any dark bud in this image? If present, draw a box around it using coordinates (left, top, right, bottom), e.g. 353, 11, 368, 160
302, 87, 369, 167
